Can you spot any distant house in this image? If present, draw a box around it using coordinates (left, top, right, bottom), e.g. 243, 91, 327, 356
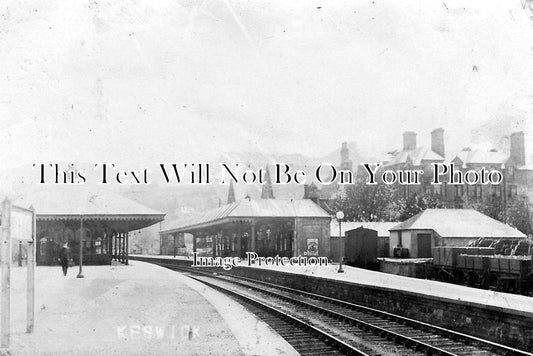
388, 209, 526, 258
383, 129, 533, 207
330, 221, 396, 261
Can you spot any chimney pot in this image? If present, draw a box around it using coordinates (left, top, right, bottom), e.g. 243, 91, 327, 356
510, 131, 525, 166
340, 142, 352, 171
403, 131, 417, 151
431, 128, 445, 158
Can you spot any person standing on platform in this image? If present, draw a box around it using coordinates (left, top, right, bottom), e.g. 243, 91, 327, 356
58, 242, 71, 276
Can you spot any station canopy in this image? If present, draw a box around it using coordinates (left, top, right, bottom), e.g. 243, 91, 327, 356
15, 185, 165, 231
161, 198, 331, 234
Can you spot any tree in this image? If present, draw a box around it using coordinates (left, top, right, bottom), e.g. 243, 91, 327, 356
466, 193, 532, 236
397, 193, 445, 221
333, 169, 398, 221
502, 194, 533, 236
468, 195, 505, 221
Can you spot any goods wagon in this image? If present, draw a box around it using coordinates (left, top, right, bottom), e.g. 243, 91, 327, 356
433, 239, 533, 294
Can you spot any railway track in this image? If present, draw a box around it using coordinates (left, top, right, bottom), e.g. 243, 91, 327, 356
135, 258, 532, 356
194, 275, 371, 356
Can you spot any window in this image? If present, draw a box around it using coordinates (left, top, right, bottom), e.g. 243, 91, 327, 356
471, 185, 482, 199
39, 238, 48, 256
65, 229, 74, 241
455, 185, 463, 197
508, 185, 518, 197
95, 238, 102, 254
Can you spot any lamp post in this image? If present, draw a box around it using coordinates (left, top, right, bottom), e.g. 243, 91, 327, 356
336, 211, 344, 273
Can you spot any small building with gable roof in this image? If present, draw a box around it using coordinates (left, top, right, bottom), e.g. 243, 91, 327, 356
388, 209, 526, 258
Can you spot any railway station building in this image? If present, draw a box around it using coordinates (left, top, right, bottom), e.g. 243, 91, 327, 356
159, 198, 331, 258
16, 186, 165, 265
388, 209, 527, 258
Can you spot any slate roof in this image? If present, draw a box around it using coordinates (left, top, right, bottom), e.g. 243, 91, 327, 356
389, 209, 526, 239
384, 147, 444, 167
16, 185, 165, 219
448, 150, 507, 166
161, 198, 330, 234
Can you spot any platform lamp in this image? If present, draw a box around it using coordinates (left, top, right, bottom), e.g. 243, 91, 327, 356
336, 211, 345, 273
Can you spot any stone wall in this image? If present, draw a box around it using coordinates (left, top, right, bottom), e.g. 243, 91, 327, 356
131, 255, 533, 351
226, 267, 533, 351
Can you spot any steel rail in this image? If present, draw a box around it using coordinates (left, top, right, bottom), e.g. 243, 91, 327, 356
131, 256, 533, 356
191, 273, 457, 356
217, 272, 532, 356
187, 275, 372, 356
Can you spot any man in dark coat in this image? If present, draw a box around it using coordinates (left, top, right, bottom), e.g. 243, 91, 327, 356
58, 242, 71, 276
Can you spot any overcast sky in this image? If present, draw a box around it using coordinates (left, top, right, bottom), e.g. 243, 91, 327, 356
1, 0, 533, 170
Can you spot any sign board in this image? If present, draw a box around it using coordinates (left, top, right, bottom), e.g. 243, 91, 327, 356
1, 199, 35, 349
306, 238, 319, 256
10, 206, 33, 242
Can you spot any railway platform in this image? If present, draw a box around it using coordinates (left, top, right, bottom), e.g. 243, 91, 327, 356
4, 261, 298, 356
139, 254, 533, 313
133, 254, 533, 352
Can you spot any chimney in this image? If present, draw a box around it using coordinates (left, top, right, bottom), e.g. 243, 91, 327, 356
303, 183, 320, 204
227, 180, 236, 204
403, 131, 417, 151
340, 142, 352, 170
431, 128, 445, 158
261, 164, 275, 199
510, 131, 525, 166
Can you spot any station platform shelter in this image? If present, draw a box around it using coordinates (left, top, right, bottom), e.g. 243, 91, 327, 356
16, 186, 165, 265
160, 198, 331, 258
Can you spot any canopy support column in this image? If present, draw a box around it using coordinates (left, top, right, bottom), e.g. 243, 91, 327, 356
76, 216, 84, 278
236, 224, 242, 258
108, 231, 112, 261
251, 220, 256, 252
292, 219, 297, 257
120, 233, 124, 264
125, 232, 129, 265
173, 234, 176, 258
27, 205, 36, 333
